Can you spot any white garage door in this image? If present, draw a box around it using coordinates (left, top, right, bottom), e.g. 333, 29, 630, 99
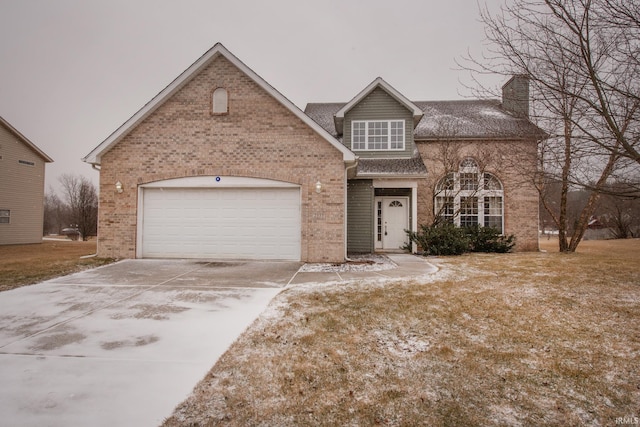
141, 187, 300, 260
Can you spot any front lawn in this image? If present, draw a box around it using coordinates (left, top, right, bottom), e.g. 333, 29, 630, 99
0, 239, 113, 292
164, 239, 640, 426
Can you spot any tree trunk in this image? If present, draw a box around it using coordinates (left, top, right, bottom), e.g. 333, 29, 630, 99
558, 117, 572, 252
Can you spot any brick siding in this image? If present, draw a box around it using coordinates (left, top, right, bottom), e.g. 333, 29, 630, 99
416, 139, 539, 251
98, 55, 346, 262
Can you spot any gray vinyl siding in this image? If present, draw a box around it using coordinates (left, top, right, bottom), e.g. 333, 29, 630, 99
0, 124, 47, 244
347, 180, 374, 253
344, 87, 415, 158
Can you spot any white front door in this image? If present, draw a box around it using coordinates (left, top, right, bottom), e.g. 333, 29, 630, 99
376, 197, 409, 250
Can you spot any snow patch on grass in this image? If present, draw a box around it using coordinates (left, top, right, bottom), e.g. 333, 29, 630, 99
299, 254, 396, 273
374, 330, 431, 357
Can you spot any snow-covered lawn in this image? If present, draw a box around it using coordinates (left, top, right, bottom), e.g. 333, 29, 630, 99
164, 239, 640, 426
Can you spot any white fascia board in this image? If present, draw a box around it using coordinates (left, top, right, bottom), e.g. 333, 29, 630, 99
83, 43, 355, 164
357, 173, 427, 180
372, 179, 419, 188
334, 77, 424, 124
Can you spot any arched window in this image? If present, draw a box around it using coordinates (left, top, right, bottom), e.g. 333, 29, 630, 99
212, 88, 228, 114
434, 158, 504, 233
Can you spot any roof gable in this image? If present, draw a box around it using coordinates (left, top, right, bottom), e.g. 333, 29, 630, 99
0, 115, 53, 162
333, 77, 423, 133
83, 43, 355, 165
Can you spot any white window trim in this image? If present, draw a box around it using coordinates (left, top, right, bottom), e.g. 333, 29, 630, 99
0, 209, 10, 224
434, 171, 504, 233
351, 120, 405, 151
212, 87, 228, 114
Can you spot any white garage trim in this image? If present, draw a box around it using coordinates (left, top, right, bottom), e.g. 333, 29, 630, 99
140, 176, 300, 189
136, 177, 301, 260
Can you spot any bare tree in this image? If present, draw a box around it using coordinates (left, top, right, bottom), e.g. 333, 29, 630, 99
59, 174, 98, 241
43, 187, 68, 235
552, 0, 640, 165
597, 182, 640, 238
460, 0, 638, 251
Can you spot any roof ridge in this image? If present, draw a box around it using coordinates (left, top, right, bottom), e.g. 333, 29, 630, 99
305, 99, 500, 105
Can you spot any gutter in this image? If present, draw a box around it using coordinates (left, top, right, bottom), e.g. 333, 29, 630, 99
414, 135, 542, 142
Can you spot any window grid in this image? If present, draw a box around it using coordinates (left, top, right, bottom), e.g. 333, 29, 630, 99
460, 173, 479, 191
435, 196, 454, 223
351, 120, 405, 151
0, 209, 9, 224
460, 196, 478, 227
368, 122, 388, 150
484, 174, 503, 191
352, 122, 367, 150
390, 121, 404, 150
436, 174, 455, 192
433, 160, 504, 233
460, 158, 478, 169
484, 196, 503, 233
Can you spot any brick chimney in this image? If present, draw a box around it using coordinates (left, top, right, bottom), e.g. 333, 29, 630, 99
502, 75, 530, 118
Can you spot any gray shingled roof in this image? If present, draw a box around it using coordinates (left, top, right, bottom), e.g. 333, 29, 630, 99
305, 103, 344, 139
304, 99, 544, 140
413, 100, 543, 139
356, 154, 428, 177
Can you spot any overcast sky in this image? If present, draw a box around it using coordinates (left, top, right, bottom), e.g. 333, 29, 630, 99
0, 0, 505, 194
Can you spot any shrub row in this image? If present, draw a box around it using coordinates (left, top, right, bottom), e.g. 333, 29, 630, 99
405, 224, 516, 256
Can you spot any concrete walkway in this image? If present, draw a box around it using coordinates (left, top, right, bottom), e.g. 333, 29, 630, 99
289, 253, 438, 284
0, 254, 436, 427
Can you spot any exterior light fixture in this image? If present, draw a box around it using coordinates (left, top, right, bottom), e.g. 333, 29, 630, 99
315, 181, 322, 193
115, 181, 123, 193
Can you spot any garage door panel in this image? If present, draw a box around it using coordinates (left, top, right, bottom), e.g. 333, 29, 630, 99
141, 187, 300, 260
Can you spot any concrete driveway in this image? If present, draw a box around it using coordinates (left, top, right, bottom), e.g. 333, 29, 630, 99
0, 259, 301, 427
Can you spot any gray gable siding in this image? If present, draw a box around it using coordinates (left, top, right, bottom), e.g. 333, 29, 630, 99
347, 180, 374, 253
344, 88, 414, 158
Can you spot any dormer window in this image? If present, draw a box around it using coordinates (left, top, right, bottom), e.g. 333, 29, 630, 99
212, 88, 228, 114
351, 120, 404, 151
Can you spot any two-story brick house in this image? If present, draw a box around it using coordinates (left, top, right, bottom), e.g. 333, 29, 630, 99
306, 76, 543, 254
84, 43, 543, 262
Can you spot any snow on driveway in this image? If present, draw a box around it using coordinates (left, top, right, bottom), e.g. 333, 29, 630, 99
0, 260, 294, 427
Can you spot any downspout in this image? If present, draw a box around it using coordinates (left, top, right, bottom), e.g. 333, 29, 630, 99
89, 162, 101, 258
344, 157, 359, 261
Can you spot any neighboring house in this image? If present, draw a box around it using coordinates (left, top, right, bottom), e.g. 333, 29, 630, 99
584, 217, 616, 240
83, 43, 544, 262
0, 116, 53, 245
